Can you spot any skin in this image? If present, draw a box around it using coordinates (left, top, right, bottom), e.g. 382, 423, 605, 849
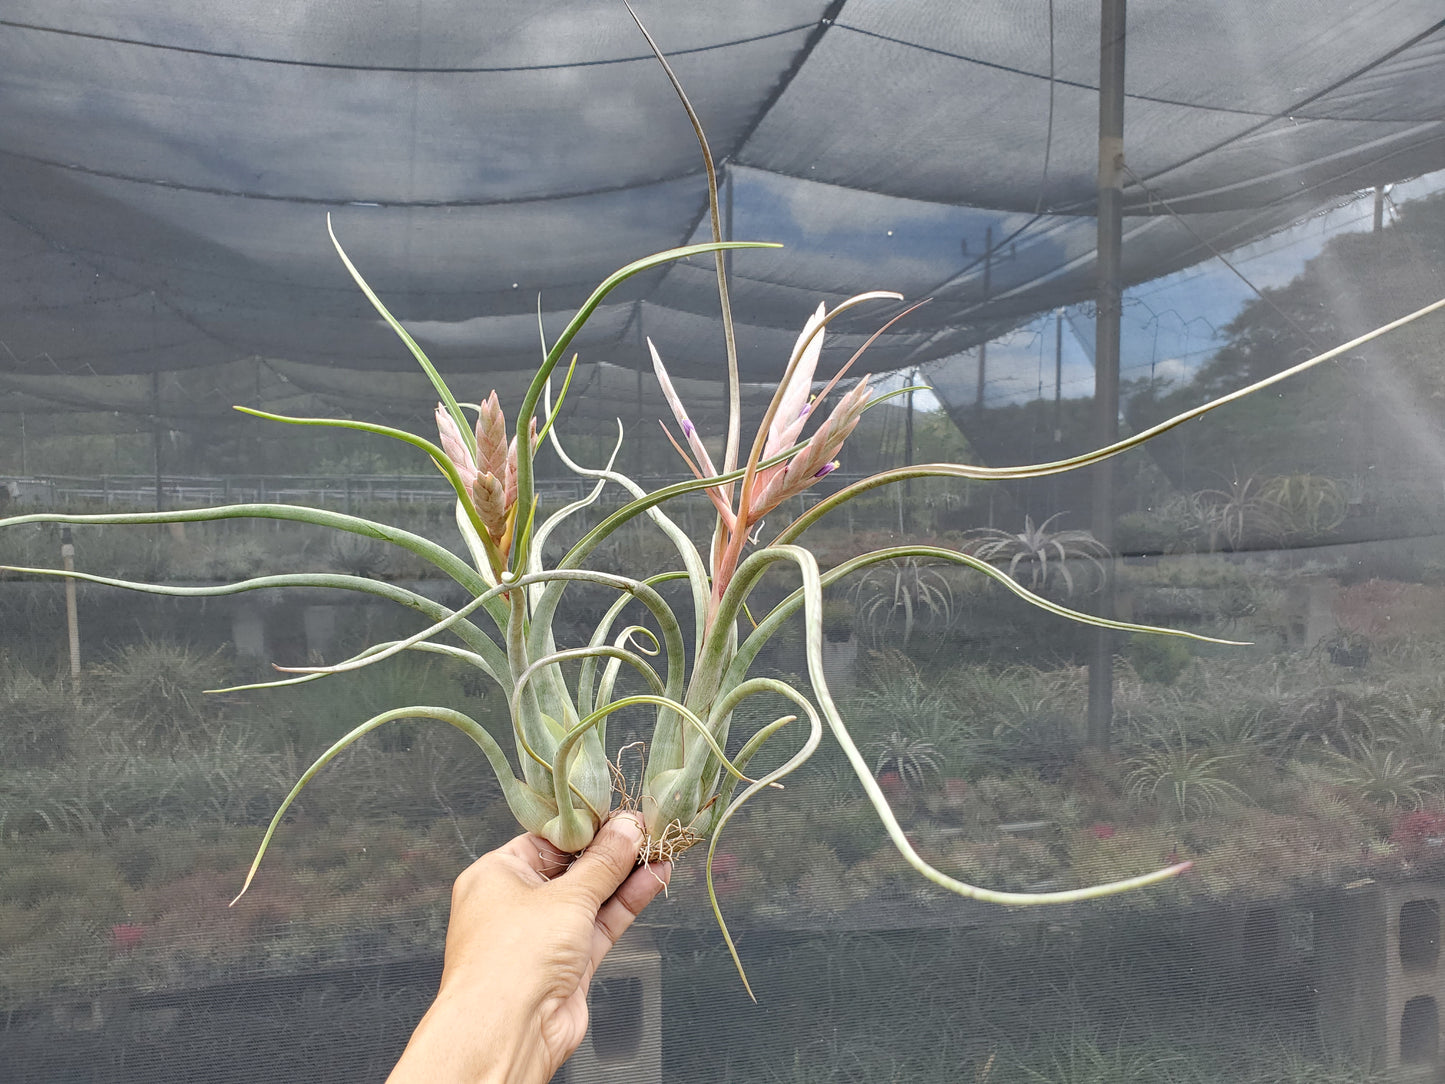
387, 813, 671, 1084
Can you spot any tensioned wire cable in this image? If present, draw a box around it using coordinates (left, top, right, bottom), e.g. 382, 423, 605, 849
0, 17, 813, 73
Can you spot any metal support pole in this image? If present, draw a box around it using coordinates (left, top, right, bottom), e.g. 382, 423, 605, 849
903, 367, 916, 519
1088, 0, 1126, 751
1052, 311, 1065, 511
61, 527, 81, 685
974, 227, 994, 411
725, 167, 735, 282
151, 371, 165, 513
1053, 312, 1064, 444
636, 359, 645, 475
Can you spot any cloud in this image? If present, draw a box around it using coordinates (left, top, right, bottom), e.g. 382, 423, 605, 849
1149, 357, 1193, 385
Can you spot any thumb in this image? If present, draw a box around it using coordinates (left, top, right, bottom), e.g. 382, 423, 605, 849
559, 814, 645, 909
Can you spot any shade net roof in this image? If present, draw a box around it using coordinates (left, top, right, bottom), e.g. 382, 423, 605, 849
11, 7, 1445, 1084
2, 0, 1443, 437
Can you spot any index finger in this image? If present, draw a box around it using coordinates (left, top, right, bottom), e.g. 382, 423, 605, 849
499, 832, 575, 882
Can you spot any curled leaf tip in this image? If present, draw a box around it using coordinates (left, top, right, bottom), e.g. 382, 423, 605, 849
229, 869, 258, 908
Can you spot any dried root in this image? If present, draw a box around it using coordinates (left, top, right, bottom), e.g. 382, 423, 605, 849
607, 740, 705, 865
641, 818, 701, 864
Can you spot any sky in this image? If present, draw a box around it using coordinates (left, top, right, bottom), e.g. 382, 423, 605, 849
908, 168, 1445, 414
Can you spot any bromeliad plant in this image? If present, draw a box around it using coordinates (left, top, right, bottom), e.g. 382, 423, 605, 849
3, 22, 1445, 994
965, 513, 1110, 597
850, 556, 956, 647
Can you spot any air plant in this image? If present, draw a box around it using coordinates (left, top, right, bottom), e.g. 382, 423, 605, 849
1124, 731, 1247, 821
1320, 737, 1441, 810
849, 555, 955, 646
965, 513, 1110, 596
3, 18, 1444, 995
1256, 472, 1348, 544
852, 651, 964, 750
1192, 474, 1270, 552
868, 731, 943, 792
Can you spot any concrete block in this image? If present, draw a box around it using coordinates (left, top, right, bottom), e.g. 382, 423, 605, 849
1192, 902, 1310, 992
303, 604, 339, 661
820, 633, 858, 693
561, 928, 661, 1084
232, 604, 267, 659
1317, 881, 1445, 1077
1285, 575, 1340, 649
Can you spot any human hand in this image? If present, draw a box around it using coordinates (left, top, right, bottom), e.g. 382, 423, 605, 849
387, 813, 671, 1084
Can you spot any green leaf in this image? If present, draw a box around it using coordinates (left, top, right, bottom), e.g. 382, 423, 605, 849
0, 503, 489, 600
328, 215, 472, 453
774, 293, 1445, 545
511, 238, 781, 572
233, 705, 551, 904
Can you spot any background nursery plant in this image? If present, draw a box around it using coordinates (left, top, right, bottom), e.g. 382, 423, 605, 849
3, 23, 1445, 995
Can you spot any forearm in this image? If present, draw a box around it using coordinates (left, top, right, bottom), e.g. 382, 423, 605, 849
389, 985, 547, 1084
387, 820, 665, 1084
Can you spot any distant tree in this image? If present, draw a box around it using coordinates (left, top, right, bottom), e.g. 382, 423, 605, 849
1126, 188, 1445, 519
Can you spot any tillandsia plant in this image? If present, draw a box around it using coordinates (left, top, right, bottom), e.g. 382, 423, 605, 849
4, 15, 1445, 994
965, 513, 1110, 596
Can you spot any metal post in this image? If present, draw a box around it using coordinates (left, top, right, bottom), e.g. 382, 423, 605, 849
1052, 311, 1065, 511
61, 527, 81, 685
151, 371, 165, 512
1088, 0, 1126, 751
1053, 312, 1064, 444
974, 227, 993, 411
725, 167, 735, 284
1373, 185, 1385, 233
903, 367, 916, 520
